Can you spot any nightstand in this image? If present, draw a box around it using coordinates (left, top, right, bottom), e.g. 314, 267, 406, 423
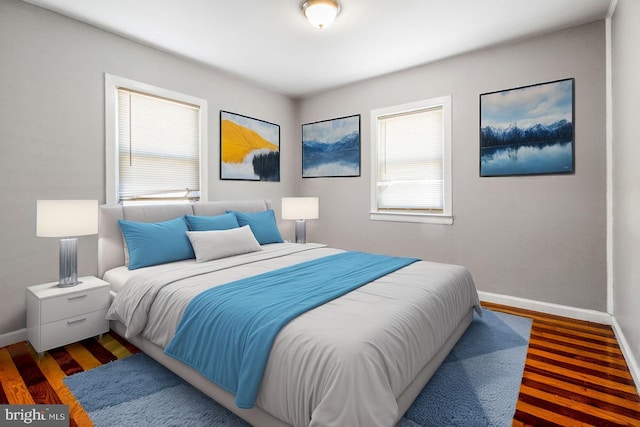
26, 276, 110, 355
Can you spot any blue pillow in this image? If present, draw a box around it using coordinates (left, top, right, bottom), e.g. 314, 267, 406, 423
185, 213, 239, 231
118, 216, 195, 270
227, 210, 284, 245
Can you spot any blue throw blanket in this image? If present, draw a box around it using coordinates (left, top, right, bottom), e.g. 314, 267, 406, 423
164, 251, 419, 409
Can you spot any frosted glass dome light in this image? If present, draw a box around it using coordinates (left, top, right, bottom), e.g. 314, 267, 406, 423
302, 0, 341, 29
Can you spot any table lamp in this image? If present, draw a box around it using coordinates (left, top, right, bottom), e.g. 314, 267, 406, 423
36, 200, 98, 287
281, 197, 319, 244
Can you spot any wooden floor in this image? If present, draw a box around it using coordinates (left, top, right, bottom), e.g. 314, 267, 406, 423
0, 332, 140, 427
482, 302, 640, 426
0, 303, 638, 426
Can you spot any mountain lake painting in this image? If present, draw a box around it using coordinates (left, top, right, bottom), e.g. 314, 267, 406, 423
480, 78, 574, 177
302, 114, 360, 178
220, 111, 280, 181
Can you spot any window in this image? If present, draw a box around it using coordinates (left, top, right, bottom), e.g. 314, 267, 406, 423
105, 74, 208, 205
370, 96, 452, 224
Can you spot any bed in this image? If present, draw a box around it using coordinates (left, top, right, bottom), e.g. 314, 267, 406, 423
99, 200, 480, 427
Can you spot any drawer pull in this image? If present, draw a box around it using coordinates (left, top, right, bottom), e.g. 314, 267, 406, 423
67, 318, 87, 325
67, 294, 87, 301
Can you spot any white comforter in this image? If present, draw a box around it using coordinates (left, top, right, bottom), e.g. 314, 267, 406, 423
107, 243, 480, 427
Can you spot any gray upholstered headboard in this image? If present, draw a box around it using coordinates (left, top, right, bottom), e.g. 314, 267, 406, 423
98, 200, 273, 278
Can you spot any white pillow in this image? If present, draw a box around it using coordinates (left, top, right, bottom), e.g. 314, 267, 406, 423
186, 225, 262, 263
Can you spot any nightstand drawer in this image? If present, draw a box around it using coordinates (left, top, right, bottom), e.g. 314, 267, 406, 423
40, 308, 109, 351
41, 287, 110, 323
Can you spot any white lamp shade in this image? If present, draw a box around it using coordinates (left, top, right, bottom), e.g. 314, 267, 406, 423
282, 197, 319, 220
303, 0, 340, 29
37, 200, 98, 237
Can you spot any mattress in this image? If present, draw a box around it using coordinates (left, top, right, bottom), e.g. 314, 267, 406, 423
106, 242, 480, 427
104, 259, 194, 293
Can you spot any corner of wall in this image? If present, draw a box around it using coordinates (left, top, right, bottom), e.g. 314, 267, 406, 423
612, 317, 640, 396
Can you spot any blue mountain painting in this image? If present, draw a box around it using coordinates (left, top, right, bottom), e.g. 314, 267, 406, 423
302, 132, 360, 177
480, 120, 573, 148
480, 78, 574, 176
480, 120, 573, 176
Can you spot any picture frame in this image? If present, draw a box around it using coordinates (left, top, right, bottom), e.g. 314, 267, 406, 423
220, 110, 280, 181
302, 114, 361, 178
479, 78, 575, 177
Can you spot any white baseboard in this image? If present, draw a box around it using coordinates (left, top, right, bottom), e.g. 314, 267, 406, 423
0, 328, 26, 348
611, 317, 640, 396
478, 291, 613, 324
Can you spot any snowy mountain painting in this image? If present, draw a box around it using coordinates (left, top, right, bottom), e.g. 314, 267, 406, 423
480, 79, 574, 177
302, 115, 360, 177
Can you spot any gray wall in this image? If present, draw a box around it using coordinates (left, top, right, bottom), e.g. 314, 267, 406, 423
612, 0, 640, 375
0, 0, 611, 337
298, 22, 607, 312
0, 0, 297, 334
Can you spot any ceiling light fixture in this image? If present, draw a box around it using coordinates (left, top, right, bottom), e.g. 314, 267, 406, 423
302, 0, 341, 29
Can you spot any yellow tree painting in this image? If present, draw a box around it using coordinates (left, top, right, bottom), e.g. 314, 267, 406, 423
220, 111, 280, 181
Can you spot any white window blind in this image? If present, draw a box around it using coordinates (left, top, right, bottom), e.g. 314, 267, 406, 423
376, 106, 444, 211
117, 88, 200, 202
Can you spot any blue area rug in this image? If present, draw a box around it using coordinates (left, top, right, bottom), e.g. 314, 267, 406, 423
64, 309, 531, 427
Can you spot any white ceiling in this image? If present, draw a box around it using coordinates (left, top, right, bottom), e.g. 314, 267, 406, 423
22, 0, 613, 99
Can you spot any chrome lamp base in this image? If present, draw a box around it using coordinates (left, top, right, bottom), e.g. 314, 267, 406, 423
58, 238, 82, 287
294, 219, 307, 244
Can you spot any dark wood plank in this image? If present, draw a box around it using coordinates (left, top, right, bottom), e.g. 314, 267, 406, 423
79, 337, 118, 365
6, 343, 61, 405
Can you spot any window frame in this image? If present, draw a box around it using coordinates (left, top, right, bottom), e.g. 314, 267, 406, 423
105, 73, 208, 205
370, 96, 453, 225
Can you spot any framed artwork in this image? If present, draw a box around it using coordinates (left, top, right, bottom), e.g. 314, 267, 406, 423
480, 78, 574, 177
302, 114, 360, 178
220, 111, 280, 181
